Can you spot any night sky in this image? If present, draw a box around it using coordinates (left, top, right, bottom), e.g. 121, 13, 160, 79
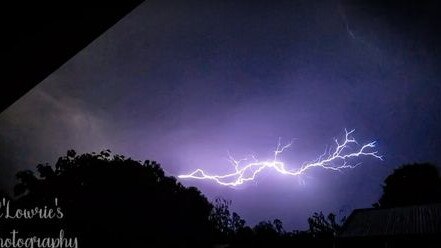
1, 0, 440, 229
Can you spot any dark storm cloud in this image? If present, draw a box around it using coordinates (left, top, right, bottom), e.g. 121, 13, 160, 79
1, 0, 440, 229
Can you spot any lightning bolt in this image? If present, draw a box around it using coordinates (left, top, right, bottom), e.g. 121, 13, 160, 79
338, 2, 356, 40
178, 129, 383, 186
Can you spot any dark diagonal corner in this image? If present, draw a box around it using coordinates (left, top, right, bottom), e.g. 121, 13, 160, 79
2, 1, 145, 112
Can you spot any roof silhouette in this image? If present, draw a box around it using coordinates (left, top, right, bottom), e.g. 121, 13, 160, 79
339, 204, 441, 238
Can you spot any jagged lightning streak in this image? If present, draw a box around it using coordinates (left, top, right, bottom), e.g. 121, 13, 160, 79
338, 2, 356, 40
178, 129, 383, 186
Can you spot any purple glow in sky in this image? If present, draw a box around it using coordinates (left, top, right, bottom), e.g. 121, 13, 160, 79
1, 0, 441, 229
179, 129, 383, 186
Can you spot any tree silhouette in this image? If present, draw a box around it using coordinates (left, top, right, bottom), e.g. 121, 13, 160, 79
253, 220, 280, 241
308, 212, 343, 237
374, 163, 441, 208
209, 198, 247, 243
10, 150, 215, 248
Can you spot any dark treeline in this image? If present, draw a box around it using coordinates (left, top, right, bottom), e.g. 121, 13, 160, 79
0, 150, 440, 248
